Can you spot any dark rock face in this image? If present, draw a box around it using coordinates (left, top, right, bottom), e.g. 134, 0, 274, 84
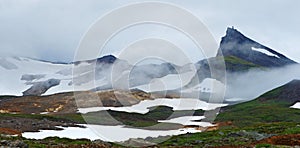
96, 55, 117, 64
73, 55, 117, 65
260, 79, 300, 104
22, 79, 60, 96
218, 27, 296, 67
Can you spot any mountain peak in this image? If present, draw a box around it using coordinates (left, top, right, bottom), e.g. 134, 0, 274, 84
73, 54, 117, 65
218, 27, 296, 67
222, 27, 247, 44
96, 55, 117, 64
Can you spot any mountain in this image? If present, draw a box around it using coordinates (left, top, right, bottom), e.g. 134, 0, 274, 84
215, 79, 300, 127
72, 55, 117, 65
207, 27, 297, 74
0, 55, 181, 96
0, 27, 297, 97
178, 27, 299, 102
191, 27, 298, 83
218, 27, 296, 67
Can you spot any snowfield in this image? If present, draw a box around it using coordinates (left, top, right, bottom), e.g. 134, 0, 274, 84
0, 57, 70, 96
22, 124, 202, 142
78, 98, 227, 114
0, 56, 225, 98
0, 57, 113, 96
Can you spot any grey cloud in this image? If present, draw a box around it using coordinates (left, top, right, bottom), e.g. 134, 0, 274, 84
0, 0, 299, 63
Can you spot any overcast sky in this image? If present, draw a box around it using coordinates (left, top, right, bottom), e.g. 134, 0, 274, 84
0, 0, 299, 63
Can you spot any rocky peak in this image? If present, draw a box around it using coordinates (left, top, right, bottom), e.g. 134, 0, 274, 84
218, 27, 296, 67
221, 27, 249, 45
96, 55, 117, 64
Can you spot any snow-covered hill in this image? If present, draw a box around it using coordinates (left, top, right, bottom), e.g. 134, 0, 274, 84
0, 56, 196, 96
0, 57, 70, 96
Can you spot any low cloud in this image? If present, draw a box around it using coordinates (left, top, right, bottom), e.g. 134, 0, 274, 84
226, 64, 300, 100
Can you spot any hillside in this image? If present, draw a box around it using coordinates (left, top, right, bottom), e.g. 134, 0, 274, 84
216, 79, 300, 127
158, 80, 300, 147
0, 89, 154, 114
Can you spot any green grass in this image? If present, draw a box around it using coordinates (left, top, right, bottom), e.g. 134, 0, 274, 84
214, 84, 299, 127
0, 95, 18, 99
223, 55, 262, 71
215, 99, 300, 127
160, 128, 253, 147
42, 137, 91, 145
0, 112, 85, 124
160, 122, 300, 147
260, 86, 284, 99
0, 136, 93, 148
82, 106, 204, 128
0, 106, 204, 128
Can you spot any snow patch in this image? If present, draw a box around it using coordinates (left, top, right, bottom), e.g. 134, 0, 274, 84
290, 102, 300, 109
22, 124, 202, 142
78, 98, 227, 114
158, 116, 213, 127
251, 47, 279, 58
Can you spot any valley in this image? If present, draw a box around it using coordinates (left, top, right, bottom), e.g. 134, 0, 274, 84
1, 27, 300, 147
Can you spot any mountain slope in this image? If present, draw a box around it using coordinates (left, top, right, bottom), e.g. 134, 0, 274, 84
218, 27, 296, 67
215, 79, 300, 127
0, 89, 153, 114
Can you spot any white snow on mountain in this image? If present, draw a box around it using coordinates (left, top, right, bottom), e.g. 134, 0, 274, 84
290, 102, 300, 109
0, 57, 118, 96
251, 47, 280, 58
0, 57, 70, 96
0, 56, 198, 96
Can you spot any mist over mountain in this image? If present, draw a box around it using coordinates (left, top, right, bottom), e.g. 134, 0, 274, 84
0, 55, 179, 96
181, 27, 299, 103
1, 26, 300, 147
225, 64, 300, 101
0, 27, 298, 102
